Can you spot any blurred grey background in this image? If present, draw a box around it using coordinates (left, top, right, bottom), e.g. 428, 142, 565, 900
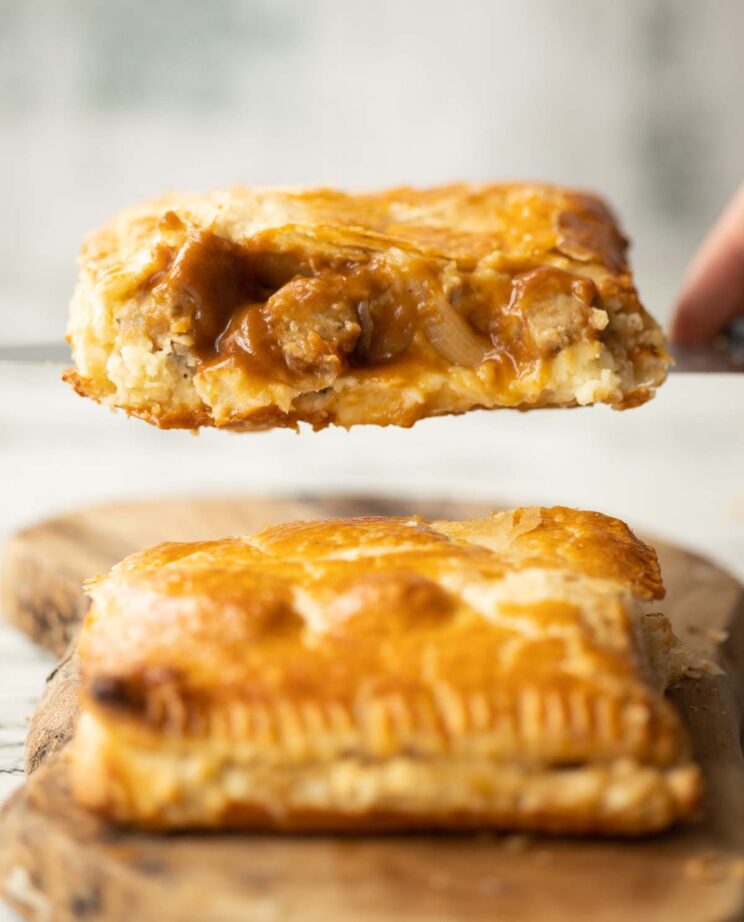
2, 0, 744, 344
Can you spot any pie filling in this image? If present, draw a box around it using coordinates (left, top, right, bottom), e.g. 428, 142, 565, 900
144, 229, 613, 393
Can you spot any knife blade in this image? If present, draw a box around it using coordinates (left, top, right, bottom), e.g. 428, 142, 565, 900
1, 322, 743, 372
0, 342, 71, 363
668, 318, 744, 373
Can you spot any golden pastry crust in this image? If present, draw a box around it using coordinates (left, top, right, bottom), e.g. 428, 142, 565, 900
69, 507, 700, 834
64, 184, 668, 430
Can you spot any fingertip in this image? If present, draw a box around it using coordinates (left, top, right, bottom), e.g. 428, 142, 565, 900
669, 308, 705, 345
669, 288, 716, 344
669, 187, 744, 344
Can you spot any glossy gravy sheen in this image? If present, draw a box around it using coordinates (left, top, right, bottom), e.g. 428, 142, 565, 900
152, 230, 602, 387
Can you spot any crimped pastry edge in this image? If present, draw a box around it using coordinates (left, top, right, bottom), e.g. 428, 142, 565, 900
69, 713, 701, 835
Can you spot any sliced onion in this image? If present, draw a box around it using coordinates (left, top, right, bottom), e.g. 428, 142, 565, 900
409, 266, 490, 366
421, 297, 491, 366
356, 300, 374, 357
379, 249, 491, 367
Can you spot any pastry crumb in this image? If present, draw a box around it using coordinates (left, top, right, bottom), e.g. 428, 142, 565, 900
502, 834, 532, 852
684, 853, 744, 883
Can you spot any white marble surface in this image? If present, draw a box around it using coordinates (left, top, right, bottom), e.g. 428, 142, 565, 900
1, 363, 743, 919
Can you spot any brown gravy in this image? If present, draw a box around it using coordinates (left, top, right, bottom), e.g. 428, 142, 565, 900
150, 230, 600, 386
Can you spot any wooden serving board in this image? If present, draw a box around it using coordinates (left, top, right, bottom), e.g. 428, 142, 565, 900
2, 496, 744, 921
1, 495, 490, 657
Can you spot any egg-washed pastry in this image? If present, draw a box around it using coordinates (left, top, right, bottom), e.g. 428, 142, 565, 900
64, 184, 668, 430
69, 507, 700, 834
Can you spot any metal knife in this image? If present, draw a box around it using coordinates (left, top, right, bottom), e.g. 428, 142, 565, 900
1, 320, 743, 371
0, 342, 72, 363
667, 318, 744, 373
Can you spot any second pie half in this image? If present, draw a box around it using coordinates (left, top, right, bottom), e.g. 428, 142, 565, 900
69, 507, 700, 834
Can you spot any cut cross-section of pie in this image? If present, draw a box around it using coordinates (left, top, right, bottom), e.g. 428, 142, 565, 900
64, 183, 669, 430
69, 506, 700, 834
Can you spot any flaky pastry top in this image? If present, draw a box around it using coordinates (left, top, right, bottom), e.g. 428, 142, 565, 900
78, 183, 632, 282
77, 507, 688, 770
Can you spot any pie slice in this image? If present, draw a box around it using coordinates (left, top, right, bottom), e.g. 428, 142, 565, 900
64, 183, 668, 430
69, 506, 700, 834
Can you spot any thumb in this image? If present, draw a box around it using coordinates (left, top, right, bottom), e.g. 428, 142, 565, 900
670, 183, 744, 344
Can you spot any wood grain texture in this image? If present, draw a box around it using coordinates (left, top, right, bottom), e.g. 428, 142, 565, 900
1, 496, 488, 656
2, 496, 744, 921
